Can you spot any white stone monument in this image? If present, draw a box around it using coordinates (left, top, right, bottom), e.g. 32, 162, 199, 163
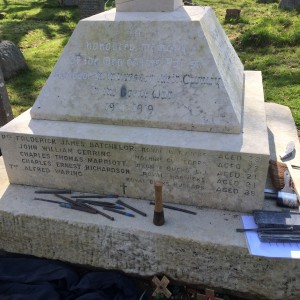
116, 0, 183, 12
0, 0, 269, 212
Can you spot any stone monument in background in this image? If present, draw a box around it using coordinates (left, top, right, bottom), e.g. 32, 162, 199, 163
0, 40, 27, 80
0, 0, 269, 212
78, 0, 104, 19
279, 0, 300, 9
0, 67, 13, 127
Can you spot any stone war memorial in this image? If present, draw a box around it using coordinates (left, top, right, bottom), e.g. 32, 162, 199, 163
0, 0, 270, 212
1, 1, 300, 299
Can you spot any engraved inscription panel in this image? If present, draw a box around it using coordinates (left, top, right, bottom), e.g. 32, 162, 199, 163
1, 133, 266, 212
31, 7, 244, 133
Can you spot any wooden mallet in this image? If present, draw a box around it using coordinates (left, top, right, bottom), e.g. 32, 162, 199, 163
153, 181, 165, 226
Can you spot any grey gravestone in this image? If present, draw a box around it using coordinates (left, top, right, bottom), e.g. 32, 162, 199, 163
279, 0, 300, 9
225, 9, 241, 20
78, 0, 104, 19
0, 67, 13, 127
0, 41, 27, 80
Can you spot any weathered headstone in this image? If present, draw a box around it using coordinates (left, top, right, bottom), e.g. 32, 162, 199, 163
78, 0, 104, 19
225, 9, 241, 20
0, 0, 270, 212
279, 0, 300, 9
0, 67, 13, 127
0, 41, 27, 80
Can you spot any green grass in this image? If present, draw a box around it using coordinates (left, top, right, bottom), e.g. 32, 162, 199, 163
1, 0, 300, 128
0, 0, 79, 115
195, 0, 300, 127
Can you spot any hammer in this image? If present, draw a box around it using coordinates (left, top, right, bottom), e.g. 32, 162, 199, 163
153, 182, 165, 226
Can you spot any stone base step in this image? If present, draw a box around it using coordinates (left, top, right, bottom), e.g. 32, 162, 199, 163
0, 103, 300, 300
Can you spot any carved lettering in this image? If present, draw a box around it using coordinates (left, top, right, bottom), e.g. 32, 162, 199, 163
1, 135, 263, 202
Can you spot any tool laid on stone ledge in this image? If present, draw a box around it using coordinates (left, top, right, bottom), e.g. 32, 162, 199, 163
75, 199, 124, 209
153, 182, 165, 226
238, 210, 300, 243
236, 226, 295, 233
255, 210, 300, 243
35, 189, 72, 194
71, 194, 118, 199
103, 207, 135, 217
59, 202, 101, 214
116, 199, 147, 216
149, 201, 197, 215
33, 189, 151, 221
35, 196, 106, 215
34, 196, 119, 209
34, 197, 65, 205
55, 194, 91, 208
55, 194, 115, 221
